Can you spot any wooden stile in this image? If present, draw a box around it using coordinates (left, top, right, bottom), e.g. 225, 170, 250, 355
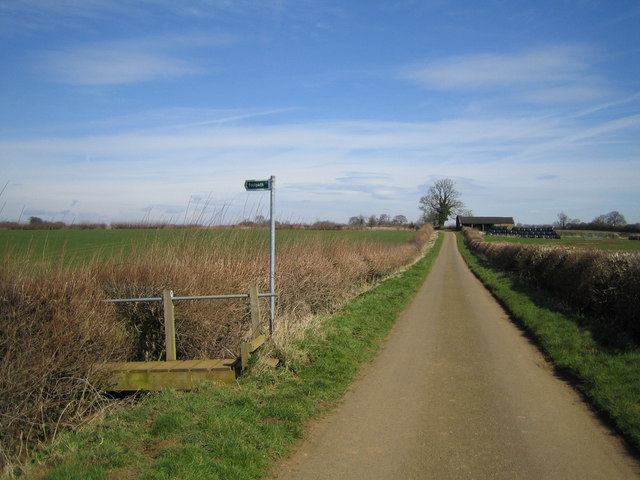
163, 289, 177, 361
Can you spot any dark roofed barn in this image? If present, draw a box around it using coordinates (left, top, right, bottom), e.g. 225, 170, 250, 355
456, 216, 515, 231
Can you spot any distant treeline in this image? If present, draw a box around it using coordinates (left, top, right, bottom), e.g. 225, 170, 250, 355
0, 216, 420, 231
554, 210, 639, 234
561, 222, 640, 234
0, 220, 109, 230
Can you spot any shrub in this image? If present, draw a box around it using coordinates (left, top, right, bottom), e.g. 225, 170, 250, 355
0, 266, 131, 472
97, 227, 434, 360
1, 226, 433, 470
462, 228, 640, 340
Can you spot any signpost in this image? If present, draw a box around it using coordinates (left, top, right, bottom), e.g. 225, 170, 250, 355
244, 179, 271, 191
244, 176, 276, 333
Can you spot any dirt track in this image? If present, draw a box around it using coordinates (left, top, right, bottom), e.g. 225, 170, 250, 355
270, 232, 640, 479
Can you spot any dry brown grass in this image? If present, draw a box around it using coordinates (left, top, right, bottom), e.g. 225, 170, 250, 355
0, 227, 433, 471
99, 228, 434, 359
0, 265, 131, 472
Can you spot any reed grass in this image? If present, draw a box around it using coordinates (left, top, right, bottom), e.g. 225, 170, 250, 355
20, 229, 441, 480
0, 227, 432, 475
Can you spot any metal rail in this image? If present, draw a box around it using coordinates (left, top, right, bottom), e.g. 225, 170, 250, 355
106, 287, 277, 361
106, 292, 278, 304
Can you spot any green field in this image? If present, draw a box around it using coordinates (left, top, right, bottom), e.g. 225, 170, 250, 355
484, 234, 640, 251
0, 228, 417, 266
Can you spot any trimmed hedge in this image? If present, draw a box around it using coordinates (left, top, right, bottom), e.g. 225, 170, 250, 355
462, 228, 640, 340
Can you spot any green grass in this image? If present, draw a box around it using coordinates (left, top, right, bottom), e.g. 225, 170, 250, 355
24, 233, 444, 480
485, 234, 640, 251
456, 233, 640, 451
0, 229, 187, 266
0, 228, 417, 267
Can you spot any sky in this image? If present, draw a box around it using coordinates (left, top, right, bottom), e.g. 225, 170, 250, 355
1, 0, 639, 226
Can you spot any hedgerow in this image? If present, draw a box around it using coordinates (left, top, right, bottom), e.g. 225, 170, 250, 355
462, 227, 640, 341
0, 226, 432, 475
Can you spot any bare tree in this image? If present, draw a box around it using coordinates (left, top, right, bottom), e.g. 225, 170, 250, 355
418, 178, 465, 227
606, 211, 627, 227
348, 215, 366, 226
392, 215, 408, 225
378, 214, 391, 225
555, 212, 569, 229
593, 211, 627, 227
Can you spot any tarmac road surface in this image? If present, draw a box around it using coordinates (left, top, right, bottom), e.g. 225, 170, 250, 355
270, 232, 640, 479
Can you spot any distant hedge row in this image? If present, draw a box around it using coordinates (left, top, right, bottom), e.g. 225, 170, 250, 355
563, 222, 640, 234
462, 228, 640, 341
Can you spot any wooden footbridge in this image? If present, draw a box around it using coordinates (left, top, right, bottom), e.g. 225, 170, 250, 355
102, 286, 277, 391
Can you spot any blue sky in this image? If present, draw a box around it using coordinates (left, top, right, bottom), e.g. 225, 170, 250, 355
1, 0, 639, 226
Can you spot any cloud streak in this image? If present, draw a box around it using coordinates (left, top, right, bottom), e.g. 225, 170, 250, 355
405, 45, 608, 104
40, 48, 198, 86
34, 32, 236, 86
2, 102, 638, 224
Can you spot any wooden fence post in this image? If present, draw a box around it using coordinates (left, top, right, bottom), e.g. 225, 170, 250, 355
249, 285, 261, 340
163, 289, 177, 361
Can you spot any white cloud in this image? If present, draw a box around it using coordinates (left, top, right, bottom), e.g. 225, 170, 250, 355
1, 104, 639, 224
1, 0, 326, 37
37, 33, 234, 86
40, 48, 197, 86
405, 45, 608, 104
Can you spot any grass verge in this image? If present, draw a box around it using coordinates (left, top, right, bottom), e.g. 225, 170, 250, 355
456, 233, 640, 452
24, 233, 444, 480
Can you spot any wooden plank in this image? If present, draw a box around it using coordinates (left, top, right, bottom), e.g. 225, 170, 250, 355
240, 342, 250, 370
249, 285, 261, 339
147, 362, 173, 372
169, 360, 206, 372
196, 359, 237, 370
249, 334, 267, 352
259, 357, 280, 368
240, 334, 268, 371
107, 369, 237, 391
102, 361, 237, 391
103, 359, 236, 373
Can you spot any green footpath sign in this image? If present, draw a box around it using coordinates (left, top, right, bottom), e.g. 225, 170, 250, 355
244, 179, 271, 191
243, 175, 276, 333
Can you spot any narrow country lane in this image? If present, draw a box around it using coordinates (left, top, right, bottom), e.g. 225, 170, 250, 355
270, 232, 640, 479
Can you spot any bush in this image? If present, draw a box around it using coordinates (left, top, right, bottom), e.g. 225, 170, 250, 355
0, 266, 131, 472
0, 226, 433, 470
98, 227, 434, 360
462, 228, 640, 340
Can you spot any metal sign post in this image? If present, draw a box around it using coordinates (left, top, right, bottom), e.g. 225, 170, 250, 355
244, 176, 276, 333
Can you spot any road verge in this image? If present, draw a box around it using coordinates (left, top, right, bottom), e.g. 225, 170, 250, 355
456, 232, 640, 453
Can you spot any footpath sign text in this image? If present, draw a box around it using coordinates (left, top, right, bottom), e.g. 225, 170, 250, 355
244, 179, 271, 191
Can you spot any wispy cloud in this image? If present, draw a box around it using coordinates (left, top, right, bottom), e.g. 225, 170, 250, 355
1, 0, 324, 36
2, 101, 638, 223
39, 47, 197, 86
37, 33, 233, 86
405, 45, 608, 104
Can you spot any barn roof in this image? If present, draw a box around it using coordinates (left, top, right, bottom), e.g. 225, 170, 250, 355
457, 216, 515, 224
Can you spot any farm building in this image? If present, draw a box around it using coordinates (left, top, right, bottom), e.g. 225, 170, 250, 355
456, 216, 515, 231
